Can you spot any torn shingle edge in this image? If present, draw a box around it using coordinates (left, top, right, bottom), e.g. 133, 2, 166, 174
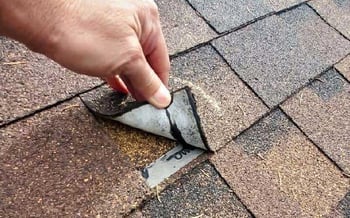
80, 86, 210, 187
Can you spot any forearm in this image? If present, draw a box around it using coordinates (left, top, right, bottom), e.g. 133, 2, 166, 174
0, 0, 69, 52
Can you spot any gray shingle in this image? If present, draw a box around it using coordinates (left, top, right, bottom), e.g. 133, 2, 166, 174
309, 0, 350, 39
213, 5, 350, 107
187, 0, 306, 33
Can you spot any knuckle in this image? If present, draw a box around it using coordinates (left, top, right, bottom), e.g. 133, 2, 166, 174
125, 49, 143, 64
120, 48, 144, 71
149, 4, 159, 18
142, 0, 159, 19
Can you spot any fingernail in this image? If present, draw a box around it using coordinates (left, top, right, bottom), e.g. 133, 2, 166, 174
149, 83, 171, 108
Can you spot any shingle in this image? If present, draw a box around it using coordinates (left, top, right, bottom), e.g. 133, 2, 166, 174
268, 0, 306, 11
80, 85, 176, 169
169, 45, 268, 151
140, 162, 252, 217
212, 5, 350, 107
187, 0, 272, 33
335, 55, 350, 81
187, 0, 305, 33
309, 0, 350, 39
337, 192, 350, 218
282, 69, 350, 174
211, 110, 349, 217
156, 0, 216, 55
0, 37, 102, 126
0, 99, 149, 217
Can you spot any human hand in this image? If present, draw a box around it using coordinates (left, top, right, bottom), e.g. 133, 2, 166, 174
0, 0, 171, 108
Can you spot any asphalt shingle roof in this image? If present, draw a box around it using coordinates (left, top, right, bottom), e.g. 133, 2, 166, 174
1, 0, 349, 216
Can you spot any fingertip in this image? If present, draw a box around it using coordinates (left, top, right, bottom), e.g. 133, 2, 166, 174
148, 83, 171, 109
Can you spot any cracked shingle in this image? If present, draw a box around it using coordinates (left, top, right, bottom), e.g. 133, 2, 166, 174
169, 45, 267, 151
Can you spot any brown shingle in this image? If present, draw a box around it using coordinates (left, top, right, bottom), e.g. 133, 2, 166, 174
156, 0, 217, 55
335, 55, 350, 81
212, 110, 349, 217
0, 99, 149, 217
169, 45, 267, 151
0, 38, 102, 126
282, 69, 350, 174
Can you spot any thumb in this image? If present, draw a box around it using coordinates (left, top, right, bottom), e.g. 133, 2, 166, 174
119, 45, 171, 109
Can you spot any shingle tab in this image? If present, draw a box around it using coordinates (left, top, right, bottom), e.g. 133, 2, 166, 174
187, 0, 305, 33
140, 162, 252, 217
187, 0, 272, 33
156, 0, 216, 55
282, 69, 350, 174
309, 0, 350, 39
0, 99, 149, 217
169, 45, 267, 151
0, 38, 101, 126
211, 110, 349, 217
335, 55, 350, 81
212, 5, 350, 107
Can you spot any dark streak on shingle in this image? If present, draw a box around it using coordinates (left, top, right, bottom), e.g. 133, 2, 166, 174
141, 162, 252, 217
337, 191, 350, 217
310, 69, 346, 101
235, 109, 291, 155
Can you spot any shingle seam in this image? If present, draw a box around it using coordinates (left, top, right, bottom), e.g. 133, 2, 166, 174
306, 3, 350, 41
170, 2, 314, 58
183, 0, 221, 35
274, 54, 350, 109
124, 158, 210, 217
333, 55, 350, 83
334, 65, 350, 84
209, 43, 270, 109
0, 82, 105, 129
275, 0, 310, 15
206, 161, 257, 218
212, 109, 275, 157
169, 10, 275, 59
278, 106, 348, 177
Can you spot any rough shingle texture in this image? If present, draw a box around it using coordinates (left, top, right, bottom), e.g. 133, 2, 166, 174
213, 5, 350, 107
169, 45, 267, 151
0, 99, 149, 217
0, 37, 102, 126
187, 0, 305, 33
337, 192, 350, 217
80, 86, 176, 169
335, 55, 350, 81
156, 0, 216, 55
187, 0, 272, 33
140, 162, 252, 217
282, 69, 350, 174
211, 110, 349, 217
309, 0, 350, 39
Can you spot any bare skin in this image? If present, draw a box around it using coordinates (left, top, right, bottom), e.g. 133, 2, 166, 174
0, 0, 171, 108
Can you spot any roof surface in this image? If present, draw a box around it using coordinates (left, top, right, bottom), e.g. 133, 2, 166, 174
1, 0, 349, 217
